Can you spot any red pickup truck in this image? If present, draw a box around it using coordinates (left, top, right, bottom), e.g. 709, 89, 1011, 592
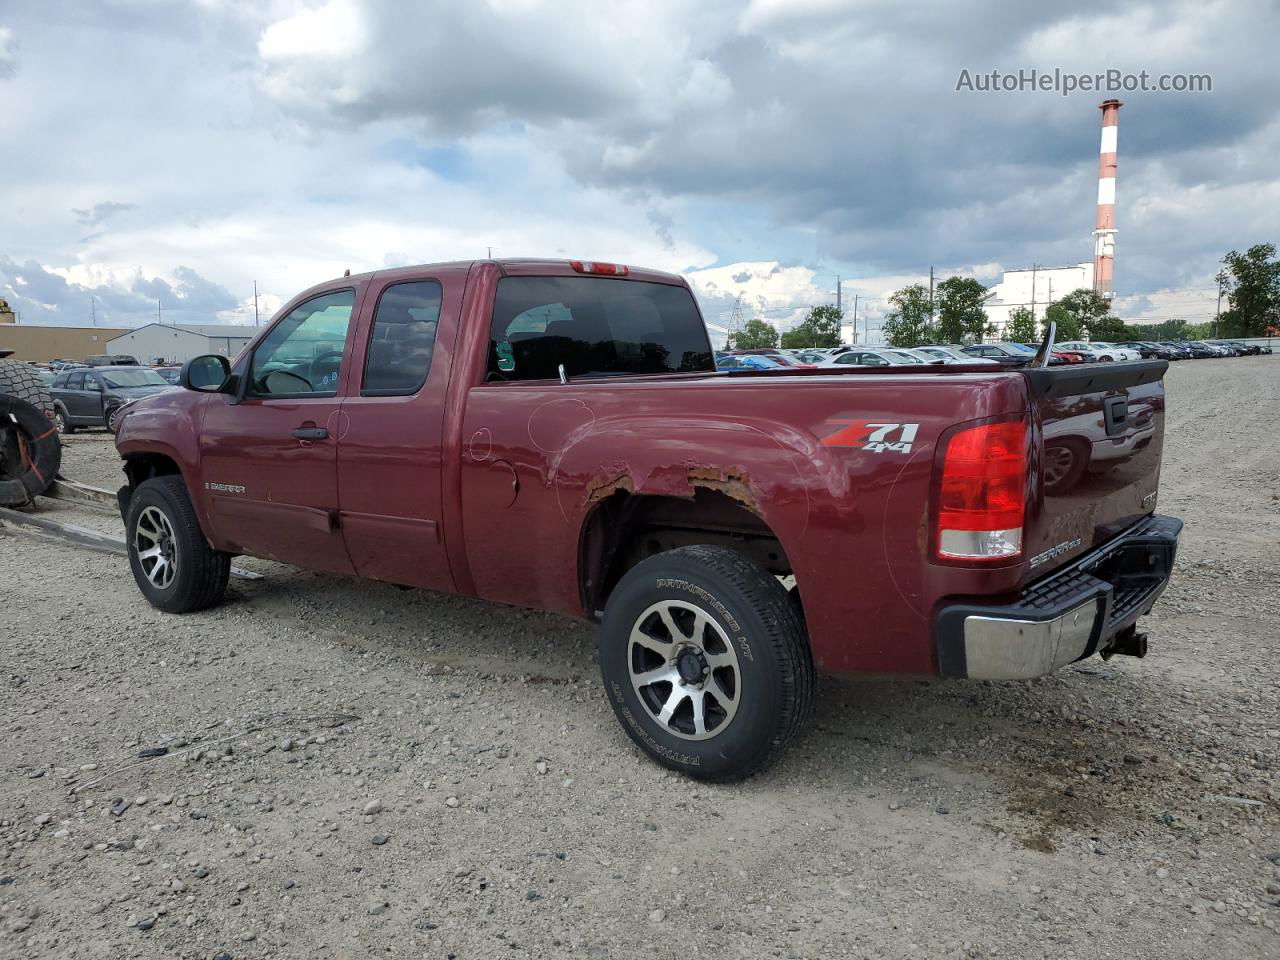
114, 258, 1181, 780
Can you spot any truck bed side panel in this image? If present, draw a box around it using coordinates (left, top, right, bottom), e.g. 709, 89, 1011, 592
457, 372, 1030, 676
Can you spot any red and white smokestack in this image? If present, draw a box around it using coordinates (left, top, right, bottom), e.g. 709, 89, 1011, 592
1093, 98, 1122, 300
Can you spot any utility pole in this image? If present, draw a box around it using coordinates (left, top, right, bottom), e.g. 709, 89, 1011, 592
851, 294, 858, 344
928, 266, 934, 316
487, 246, 493, 259
1214, 271, 1225, 339
835, 275, 841, 313
158, 298, 162, 325
254, 281, 260, 327
91, 295, 96, 326
1030, 264, 1038, 324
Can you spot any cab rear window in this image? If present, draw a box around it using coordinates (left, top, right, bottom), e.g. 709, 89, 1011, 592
487, 276, 713, 381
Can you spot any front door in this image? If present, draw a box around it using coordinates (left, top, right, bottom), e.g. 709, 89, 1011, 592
198, 287, 360, 574
336, 276, 456, 592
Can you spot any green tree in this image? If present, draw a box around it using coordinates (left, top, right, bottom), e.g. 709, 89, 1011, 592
1042, 288, 1113, 341
1085, 313, 1130, 341
1217, 243, 1280, 337
1042, 303, 1081, 341
780, 304, 843, 349
1006, 306, 1038, 343
934, 276, 989, 344
881, 284, 935, 347
727, 317, 779, 350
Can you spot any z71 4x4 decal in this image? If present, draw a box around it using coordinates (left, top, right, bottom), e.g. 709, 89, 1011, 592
820, 420, 921, 454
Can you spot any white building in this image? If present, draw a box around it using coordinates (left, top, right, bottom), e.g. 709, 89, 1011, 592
106, 323, 258, 364
984, 262, 1095, 336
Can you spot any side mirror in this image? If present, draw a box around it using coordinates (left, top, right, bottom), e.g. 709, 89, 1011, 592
181, 354, 232, 392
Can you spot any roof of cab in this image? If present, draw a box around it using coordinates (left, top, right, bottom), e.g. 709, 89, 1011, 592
323, 258, 687, 288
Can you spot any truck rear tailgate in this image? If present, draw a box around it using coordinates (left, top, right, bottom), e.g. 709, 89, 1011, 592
1022, 360, 1169, 579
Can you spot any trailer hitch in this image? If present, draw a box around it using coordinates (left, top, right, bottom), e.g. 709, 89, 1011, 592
1100, 626, 1148, 660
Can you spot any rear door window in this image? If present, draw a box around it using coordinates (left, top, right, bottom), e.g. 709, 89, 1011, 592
362, 281, 442, 396
487, 276, 713, 381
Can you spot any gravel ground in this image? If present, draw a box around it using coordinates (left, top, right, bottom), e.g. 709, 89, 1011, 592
1, 357, 1278, 959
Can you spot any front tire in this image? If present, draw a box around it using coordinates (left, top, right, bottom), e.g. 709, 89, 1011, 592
126, 476, 230, 613
599, 545, 814, 781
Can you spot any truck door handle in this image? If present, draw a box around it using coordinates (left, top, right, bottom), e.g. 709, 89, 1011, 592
291, 426, 329, 440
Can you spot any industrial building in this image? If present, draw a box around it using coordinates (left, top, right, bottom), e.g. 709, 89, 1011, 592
104, 323, 258, 364
0, 320, 129, 363
983, 262, 1095, 334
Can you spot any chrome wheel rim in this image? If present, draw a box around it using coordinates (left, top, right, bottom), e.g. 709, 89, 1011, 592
628, 599, 742, 741
1044, 445, 1076, 487
54, 411, 68, 433
135, 505, 178, 589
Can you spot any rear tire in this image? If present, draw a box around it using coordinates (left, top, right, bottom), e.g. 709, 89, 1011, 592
105, 402, 124, 435
54, 405, 75, 434
598, 545, 814, 781
125, 475, 230, 613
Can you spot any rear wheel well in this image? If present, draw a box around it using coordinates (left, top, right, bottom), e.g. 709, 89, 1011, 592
579, 490, 794, 619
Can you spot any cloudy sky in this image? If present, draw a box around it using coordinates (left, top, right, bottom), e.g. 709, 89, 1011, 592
1, 0, 1276, 340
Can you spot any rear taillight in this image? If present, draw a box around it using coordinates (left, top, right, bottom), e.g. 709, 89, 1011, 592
570, 260, 629, 276
935, 420, 1027, 561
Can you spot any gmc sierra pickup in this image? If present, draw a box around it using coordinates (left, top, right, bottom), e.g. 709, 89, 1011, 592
114, 258, 1181, 780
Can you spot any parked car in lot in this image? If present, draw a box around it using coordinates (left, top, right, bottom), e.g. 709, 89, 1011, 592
816, 347, 923, 367
1113, 340, 1177, 360
959, 341, 1039, 365
113, 257, 1181, 781
1054, 341, 1140, 362
85, 353, 139, 367
153, 365, 183, 384
912, 345, 998, 365
716, 353, 786, 371
1185, 340, 1227, 358
50, 365, 176, 434
735, 350, 816, 369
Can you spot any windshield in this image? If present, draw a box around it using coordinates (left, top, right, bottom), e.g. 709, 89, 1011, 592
1003, 342, 1037, 354
100, 369, 169, 388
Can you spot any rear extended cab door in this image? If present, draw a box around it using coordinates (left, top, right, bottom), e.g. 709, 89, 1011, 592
334, 265, 467, 592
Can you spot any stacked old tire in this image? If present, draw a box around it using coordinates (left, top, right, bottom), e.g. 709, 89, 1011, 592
0, 357, 61, 507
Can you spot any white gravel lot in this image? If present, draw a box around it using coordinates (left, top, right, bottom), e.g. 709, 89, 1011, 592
1, 356, 1278, 959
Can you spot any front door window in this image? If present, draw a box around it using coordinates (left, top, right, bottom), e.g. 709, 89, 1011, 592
249, 290, 356, 397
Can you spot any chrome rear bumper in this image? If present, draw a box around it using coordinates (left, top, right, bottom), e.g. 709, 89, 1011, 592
934, 514, 1182, 680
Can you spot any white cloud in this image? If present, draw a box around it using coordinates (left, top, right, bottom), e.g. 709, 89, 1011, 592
0, 0, 1275, 333
0, 26, 17, 78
